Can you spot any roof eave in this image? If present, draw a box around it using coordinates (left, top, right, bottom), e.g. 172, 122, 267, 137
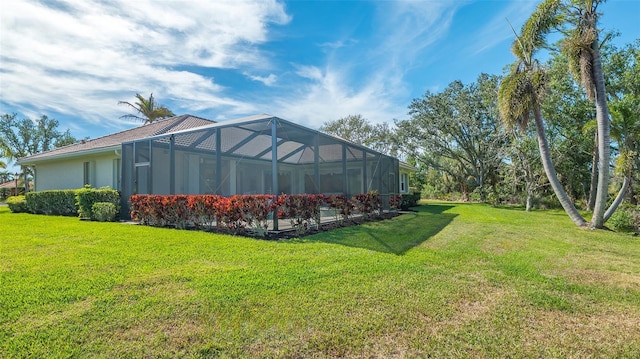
400, 162, 418, 172
17, 145, 121, 166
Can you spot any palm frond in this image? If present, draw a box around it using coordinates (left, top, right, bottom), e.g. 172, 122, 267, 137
118, 113, 148, 122
531, 66, 549, 100
615, 149, 637, 176
516, 0, 562, 60
581, 118, 597, 135
499, 68, 535, 130
118, 93, 175, 124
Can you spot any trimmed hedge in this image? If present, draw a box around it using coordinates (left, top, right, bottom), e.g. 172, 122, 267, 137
130, 194, 279, 234
9, 186, 121, 220
76, 186, 121, 220
278, 194, 323, 234
26, 190, 77, 216
323, 194, 354, 224
130, 192, 396, 236
91, 202, 117, 222
352, 192, 382, 219
6, 196, 28, 213
400, 192, 421, 210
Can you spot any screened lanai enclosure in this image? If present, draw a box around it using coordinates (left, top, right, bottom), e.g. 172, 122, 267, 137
121, 115, 400, 224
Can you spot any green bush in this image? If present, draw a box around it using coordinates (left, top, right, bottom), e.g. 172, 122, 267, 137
400, 192, 421, 210
608, 205, 639, 232
25, 190, 78, 216
6, 196, 28, 213
91, 202, 117, 222
76, 186, 120, 220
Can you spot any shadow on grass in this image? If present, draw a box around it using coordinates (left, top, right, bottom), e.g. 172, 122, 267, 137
413, 203, 456, 214
299, 203, 458, 255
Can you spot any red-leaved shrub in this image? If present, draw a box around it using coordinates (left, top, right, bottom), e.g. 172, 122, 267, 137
276, 194, 323, 234
352, 191, 382, 219
130, 191, 394, 236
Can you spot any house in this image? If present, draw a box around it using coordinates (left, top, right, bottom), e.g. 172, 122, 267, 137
0, 180, 32, 197
17, 115, 215, 192
18, 114, 415, 217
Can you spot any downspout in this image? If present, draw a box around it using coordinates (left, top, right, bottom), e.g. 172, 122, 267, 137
114, 148, 123, 192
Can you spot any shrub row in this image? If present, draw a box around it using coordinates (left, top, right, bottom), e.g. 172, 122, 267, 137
7, 186, 120, 221
6, 195, 28, 213
130, 194, 278, 234
26, 190, 77, 216
76, 186, 121, 219
92, 202, 118, 222
130, 192, 401, 236
400, 192, 421, 210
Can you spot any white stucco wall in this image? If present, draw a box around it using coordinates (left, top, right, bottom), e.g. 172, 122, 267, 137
32, 152, 120, 191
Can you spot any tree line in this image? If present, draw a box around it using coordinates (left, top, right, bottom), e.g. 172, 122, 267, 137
321, 1, 638, 229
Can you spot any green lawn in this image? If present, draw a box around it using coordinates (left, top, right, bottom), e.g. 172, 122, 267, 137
1, 202, 639, 358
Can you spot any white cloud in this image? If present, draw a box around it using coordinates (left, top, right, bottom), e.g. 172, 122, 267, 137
294, 65, 324, 81
0, 0, 290, 130
273, 65, 406, 129
273, 0, 464, 129
318, 39, 358, 51
470, 1, 538, 55
370, 1, 465, 70
245, 73, 278, 86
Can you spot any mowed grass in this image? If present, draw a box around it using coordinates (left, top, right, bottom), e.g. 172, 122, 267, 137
1, 202, 639, 358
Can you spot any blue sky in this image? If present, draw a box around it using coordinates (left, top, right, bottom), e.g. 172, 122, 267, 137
1, 0, 638, 163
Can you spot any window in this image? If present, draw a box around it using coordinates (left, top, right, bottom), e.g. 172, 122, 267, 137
400, 173, 408, 193
83, 162, 90, 186
84, 161, 95, 186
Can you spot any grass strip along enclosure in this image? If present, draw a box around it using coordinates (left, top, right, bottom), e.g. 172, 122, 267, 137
1, 202, 639, 357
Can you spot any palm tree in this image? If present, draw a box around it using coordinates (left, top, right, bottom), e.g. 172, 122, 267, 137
118, 93, 175, 125
499, 0, 587, 227
0, 170, 10, 183
560, 0, 611, 228
1, 147, 9, 171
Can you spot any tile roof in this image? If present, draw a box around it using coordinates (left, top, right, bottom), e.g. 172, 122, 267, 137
18, 115, 215, 164
0, 181, 32, 189
0, 181, 16, 189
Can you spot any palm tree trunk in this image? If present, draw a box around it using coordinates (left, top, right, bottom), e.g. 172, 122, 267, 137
590, 36, 611, 229
603, 176, 630, 223
587, 132, 598, 210
533, 105, 587, 227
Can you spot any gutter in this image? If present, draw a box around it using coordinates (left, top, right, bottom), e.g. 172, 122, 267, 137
17, 145, 122, 166
399, 161, 418, 172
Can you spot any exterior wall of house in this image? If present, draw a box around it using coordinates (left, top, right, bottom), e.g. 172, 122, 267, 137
33, 152, 121, 191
